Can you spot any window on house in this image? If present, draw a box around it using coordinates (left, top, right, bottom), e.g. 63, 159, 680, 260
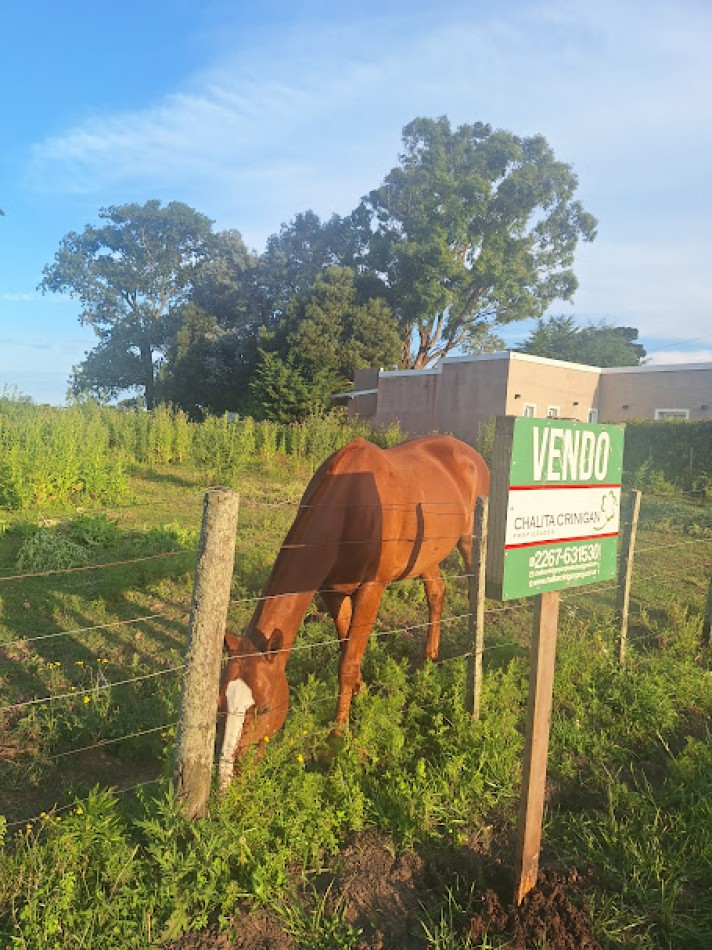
654, 409, 690, 421
546, 406, 560, 418
522, 403, 536, 417
587, 408, 599, 423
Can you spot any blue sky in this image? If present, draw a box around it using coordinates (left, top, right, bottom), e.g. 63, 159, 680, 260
1, 0, 711, 404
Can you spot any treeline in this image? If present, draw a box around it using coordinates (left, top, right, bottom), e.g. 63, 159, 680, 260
0, 396, 404, 511
39, 116, 596, 420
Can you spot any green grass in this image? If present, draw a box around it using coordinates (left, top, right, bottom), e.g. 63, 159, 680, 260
0, 414, 711, 946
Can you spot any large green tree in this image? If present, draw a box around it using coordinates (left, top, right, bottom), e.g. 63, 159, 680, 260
519, 316, 647, 366
249, 266, 401, 421
158, 228, 259, 416
251, 210, 359, 325
359, 117, 598, 368
39, 200, 215, 408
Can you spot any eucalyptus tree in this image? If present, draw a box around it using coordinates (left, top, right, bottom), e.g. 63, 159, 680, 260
359, 117, 598, 368
40, 200, 215, 408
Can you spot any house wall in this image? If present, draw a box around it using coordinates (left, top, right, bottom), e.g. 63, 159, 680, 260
373, 370, 440, 434
345, 354, 712, 437
432, 355, 510, 441
505, 354, 601, 421
599, 364, 712, 422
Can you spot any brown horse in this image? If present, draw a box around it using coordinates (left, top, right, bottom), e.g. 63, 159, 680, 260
218, 434, 489, 788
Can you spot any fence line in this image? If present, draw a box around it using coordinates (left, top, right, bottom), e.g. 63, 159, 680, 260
0, 550, 634, 656
4, 778, 165, 830
4, 595, 707, 831
0, 663, 186, 716
0, 611, 178, 652
0, 608, 526, 717
3, 549, 708, 717
1, 561, 702, 715
0, 549, 196, 584
2, 483, 709, 830
239, 487, 709, 511
635, 536, 712, 556
49, 722, 179, 760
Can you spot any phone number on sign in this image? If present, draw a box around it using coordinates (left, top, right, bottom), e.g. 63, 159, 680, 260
528, 543, 602, 570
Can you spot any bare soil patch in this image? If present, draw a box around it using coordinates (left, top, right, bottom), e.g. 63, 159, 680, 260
168, 829, 600, 949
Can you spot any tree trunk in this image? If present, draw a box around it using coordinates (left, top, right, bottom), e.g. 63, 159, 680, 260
141, 341, 155, 410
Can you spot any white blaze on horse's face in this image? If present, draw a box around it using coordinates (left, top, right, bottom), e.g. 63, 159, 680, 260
218, 677, 255, 791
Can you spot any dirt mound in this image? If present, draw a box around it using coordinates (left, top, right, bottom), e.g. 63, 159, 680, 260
321, 828, 433, 948
167, 832, 599, 949
465, 869, 600, 949
167, 907, 295, 949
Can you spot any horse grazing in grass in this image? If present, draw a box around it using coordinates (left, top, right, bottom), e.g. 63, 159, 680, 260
218, 434, 489, 788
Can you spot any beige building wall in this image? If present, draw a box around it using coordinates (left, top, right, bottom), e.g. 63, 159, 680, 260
373, 369, 440, 434
344, 354, 712, 438
599, 364, 712, 422
432, 355, 510, 441
505, 354, 601, 421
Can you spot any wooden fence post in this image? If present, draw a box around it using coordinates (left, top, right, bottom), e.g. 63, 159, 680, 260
174, 488, 240, 819
703, 577, 712, 647
467, 496, 488, 720
513, 590, 560, 905
616, 490, 641, 668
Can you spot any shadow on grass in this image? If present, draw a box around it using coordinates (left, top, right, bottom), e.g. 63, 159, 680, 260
0, 522, 199, 823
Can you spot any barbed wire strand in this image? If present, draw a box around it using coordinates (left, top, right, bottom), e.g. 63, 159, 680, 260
5, 547, 710, 714
0, 549, 196, 585
0, 611, 177, 652
49, 722, 179, 760
5, 778, 165, 830
0, 663, 186, 716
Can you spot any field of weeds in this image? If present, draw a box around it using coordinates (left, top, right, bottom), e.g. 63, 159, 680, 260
0, 405, 711, 947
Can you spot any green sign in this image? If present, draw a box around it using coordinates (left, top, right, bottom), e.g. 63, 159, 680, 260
486, 417, 624, 600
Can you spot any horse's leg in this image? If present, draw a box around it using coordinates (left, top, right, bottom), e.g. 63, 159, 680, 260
457, 534, 474, 575
421, 565, 446, 661
320, 590, 363, 694
333, 582, 385, 733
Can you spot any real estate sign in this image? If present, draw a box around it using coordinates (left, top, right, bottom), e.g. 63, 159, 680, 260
486, 417, 624, 600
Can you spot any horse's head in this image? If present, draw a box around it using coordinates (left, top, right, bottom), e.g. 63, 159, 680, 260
217, 628, 289, 790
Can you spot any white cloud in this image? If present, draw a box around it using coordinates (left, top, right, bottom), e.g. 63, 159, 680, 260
0, 292, 36, 302
28, 3, 712, 214
646, 349, 712, 365
22, 0, 712, 343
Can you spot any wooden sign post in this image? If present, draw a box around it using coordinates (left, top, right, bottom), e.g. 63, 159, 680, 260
514, 589, 560, 903
486, 416, 624, 904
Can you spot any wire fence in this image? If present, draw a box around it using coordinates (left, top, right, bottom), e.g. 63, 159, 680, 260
1, 486, 711, 829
